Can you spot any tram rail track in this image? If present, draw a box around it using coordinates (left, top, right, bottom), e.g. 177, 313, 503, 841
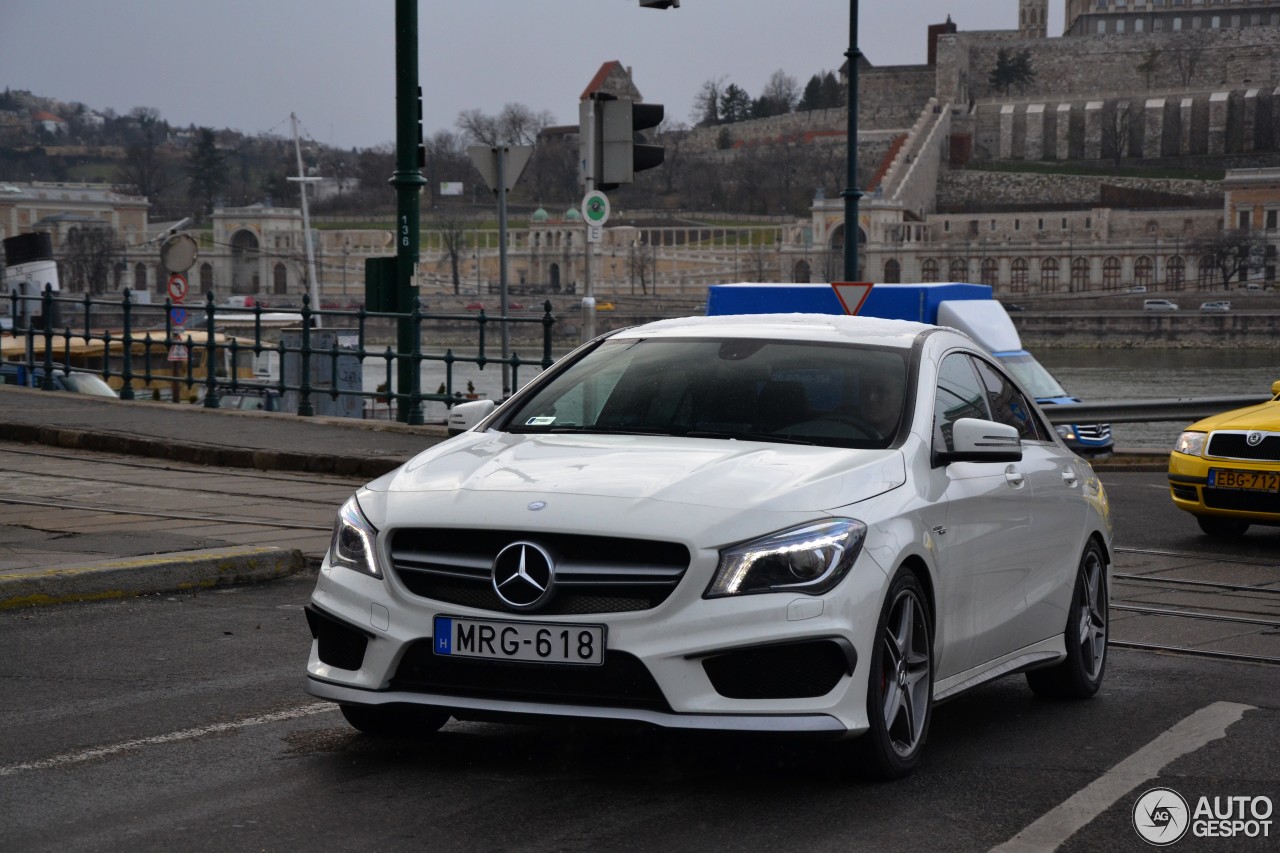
1108, 545, 1280, 666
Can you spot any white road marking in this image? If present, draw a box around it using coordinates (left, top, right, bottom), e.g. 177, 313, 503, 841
992, 701, 1255, 852
0, 702, 337, 777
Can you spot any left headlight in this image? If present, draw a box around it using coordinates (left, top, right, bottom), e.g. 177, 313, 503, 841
329, 495, 382, 578
706, 519, 866, 598
1174, 430, 1207, 457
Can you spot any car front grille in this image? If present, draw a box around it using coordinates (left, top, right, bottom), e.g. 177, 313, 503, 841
391, 642, 671, 712
1203, 489, 1280, 514
1073, 422, 1112, 441
1207, 431, 1280, 463
388, 528, 690, 615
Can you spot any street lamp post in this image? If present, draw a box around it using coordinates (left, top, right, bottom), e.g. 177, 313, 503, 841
842, 0, 863, 282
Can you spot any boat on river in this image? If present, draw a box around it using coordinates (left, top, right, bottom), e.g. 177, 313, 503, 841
0, 329, 255, 401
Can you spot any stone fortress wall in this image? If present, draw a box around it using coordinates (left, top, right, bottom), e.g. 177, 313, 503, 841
941, 26, 1280, 163
678, 22, 1280, 177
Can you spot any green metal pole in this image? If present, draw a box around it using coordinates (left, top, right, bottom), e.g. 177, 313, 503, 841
842, 0, 863, 282
393, 0, 426, 424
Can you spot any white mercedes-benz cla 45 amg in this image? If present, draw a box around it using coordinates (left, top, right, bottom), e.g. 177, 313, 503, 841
305, 314, 1112, 779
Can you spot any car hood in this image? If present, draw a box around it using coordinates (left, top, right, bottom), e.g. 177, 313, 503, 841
372, 431, 905, 514
1190, 399, 1280, 433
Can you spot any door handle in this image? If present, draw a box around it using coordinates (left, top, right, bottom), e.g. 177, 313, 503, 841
1062, 467, 1078, 487
1004, 466, 1024, 488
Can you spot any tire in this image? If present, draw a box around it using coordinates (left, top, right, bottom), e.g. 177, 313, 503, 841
1196, 516, 1250, 539
854, 569, 933, 780
1026, 540, 1108, 700
339, 703, 449, 738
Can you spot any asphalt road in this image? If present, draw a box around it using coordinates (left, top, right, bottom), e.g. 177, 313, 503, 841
1, 453, 1277, 851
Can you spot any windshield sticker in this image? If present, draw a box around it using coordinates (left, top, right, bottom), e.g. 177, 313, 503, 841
525, 416, 556, 426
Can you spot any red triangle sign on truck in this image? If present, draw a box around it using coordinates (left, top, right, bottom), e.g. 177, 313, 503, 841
831, 282, 874, 315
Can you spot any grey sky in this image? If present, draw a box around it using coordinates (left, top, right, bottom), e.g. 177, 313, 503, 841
1, 1, 1061, 151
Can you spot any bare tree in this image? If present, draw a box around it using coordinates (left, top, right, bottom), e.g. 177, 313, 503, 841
422, 130, 470, 208
434, 213, 469, 295
691, 76, 726, 127
1135, 47, 1163, 89
456, 103, 552, 147
1192, 228, 1265, 290
1169, 31, 1209, 87
1101, 101, 1131, 166
115, 107, 168, 199
760, 69, 800, 114
63, 226, 124, 294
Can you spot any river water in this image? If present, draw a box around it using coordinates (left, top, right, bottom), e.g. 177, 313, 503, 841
371, 348, 1276, 451
1037, 349, 1277, 451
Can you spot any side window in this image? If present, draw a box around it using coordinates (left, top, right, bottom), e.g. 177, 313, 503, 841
933, 354, 990, 452
973, 357, 1049, 442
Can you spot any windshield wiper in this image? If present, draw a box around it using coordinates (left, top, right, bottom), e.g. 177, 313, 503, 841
506, 425, 673, 436
683, 430, 816, 445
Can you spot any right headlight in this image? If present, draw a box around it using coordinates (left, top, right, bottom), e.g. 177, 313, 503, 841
329, 495, 382, 578
1174, 430, 1207, 457
706, 519, 866, 598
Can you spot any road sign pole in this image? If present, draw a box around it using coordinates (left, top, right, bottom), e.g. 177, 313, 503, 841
582, 99, 597, 343
497, 147, 511, 397
393, 0, 426, 424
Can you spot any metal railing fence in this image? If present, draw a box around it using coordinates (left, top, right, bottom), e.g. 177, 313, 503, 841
4, 287, 557, 424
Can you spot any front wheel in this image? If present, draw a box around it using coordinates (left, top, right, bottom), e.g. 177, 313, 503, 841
340, 703, 450, 738
854, 569, 933, 780
1026, 540, 1108, 700
1197, 516, 1250, 539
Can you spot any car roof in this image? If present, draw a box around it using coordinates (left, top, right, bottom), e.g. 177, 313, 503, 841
606, 313, 939, 350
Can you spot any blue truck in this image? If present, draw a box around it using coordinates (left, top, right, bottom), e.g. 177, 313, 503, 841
704, 282, 1114, 457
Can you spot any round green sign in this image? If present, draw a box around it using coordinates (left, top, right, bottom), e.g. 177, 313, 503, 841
582, 191, 610, 226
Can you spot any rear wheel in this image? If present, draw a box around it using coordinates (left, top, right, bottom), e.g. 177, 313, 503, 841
854, 569, 933, 780
1027, 540, 1107, 699
340, 703, 449, 738
1196, 516, 1250, 539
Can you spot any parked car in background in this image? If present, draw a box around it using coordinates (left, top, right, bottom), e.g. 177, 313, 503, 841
1143, 299, 1179, 311
1199, 301, 1231, 312
0, 362, 118, 397
1126, 285, 1148, 293
1168, 380, 1280, 538
306, 313, 1113, 780
218, 388, 283, 412
595, 301, 616, 311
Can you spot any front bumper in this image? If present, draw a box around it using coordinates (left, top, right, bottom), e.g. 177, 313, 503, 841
305, 542, 889, 736
1168, 451, 1280, 522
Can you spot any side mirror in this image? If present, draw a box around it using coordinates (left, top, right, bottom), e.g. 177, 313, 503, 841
935, 417, 1023, 465
1271, 379, 1280, 399
446, 399, 496, 435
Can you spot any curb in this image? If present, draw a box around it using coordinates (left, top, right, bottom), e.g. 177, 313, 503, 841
0, 546, 308, 610
0, 421, 410, 478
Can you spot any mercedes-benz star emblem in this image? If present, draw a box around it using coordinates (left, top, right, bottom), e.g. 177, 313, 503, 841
492, 541, 556, 610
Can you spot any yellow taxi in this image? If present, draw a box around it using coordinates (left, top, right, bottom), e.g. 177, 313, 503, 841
1168, 380, 1280, 538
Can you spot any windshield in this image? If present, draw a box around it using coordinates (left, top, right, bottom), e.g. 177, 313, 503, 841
499, 337, 910, 449
998, 353, 1069, 400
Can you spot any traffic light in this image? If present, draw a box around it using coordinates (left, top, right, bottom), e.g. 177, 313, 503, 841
579, 95, 665, 192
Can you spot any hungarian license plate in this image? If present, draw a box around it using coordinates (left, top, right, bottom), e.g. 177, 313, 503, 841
432, 616, 605, 665
1208, 468, 1280, 492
